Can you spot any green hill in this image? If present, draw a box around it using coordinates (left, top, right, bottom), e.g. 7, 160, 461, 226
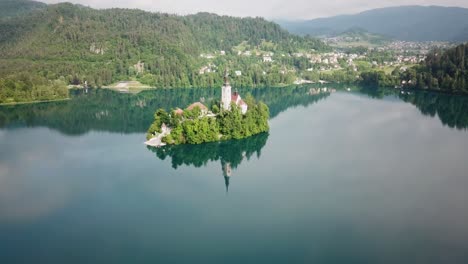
0, 0, 46, 19
0, 3, 329, 103
327, 27, 391, 48
336, 28, 390, 43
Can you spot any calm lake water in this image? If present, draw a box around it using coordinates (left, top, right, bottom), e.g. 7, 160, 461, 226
1, 86, 468, 263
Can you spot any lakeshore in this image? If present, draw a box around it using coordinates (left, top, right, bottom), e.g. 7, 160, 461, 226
0, 98, 70, 106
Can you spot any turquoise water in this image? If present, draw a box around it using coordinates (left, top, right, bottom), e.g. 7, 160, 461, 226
1, 87, 468, 263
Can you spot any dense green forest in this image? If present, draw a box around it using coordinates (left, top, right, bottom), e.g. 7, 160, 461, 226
414, 44, 468, 92
360, 43, 468, 93
0, 2, 329, 103
0, 74, 68, 104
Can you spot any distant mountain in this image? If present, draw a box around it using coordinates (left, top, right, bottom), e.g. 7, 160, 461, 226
278, 6, 468, 41
0, 0, 46, 19
331, 27, 391, 45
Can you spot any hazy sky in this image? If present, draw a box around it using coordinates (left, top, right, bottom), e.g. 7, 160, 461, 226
40, 0, 468, 19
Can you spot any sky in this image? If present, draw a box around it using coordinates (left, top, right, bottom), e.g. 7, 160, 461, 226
39, 0, 468, 19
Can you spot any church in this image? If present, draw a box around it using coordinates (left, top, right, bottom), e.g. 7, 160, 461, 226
221, 70, 248, 114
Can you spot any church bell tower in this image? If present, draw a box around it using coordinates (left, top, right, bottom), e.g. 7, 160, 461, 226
221, 69, 231, 111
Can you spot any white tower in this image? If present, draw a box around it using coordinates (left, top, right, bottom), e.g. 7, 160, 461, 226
221, 69, 231, 111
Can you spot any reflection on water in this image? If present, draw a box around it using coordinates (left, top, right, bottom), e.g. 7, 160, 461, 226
359, 87, 468, 130
148, 132, 269, 192
399, 91, 468, 130
0, 86, 329, 135
1, 86, 468, 136
2, 86, 468, 263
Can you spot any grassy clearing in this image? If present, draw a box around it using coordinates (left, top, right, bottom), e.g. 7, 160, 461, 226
103, 81, 153, 93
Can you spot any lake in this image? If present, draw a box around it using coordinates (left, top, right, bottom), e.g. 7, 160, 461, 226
1, 86, 468, 263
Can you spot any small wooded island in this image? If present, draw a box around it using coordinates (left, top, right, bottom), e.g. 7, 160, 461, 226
145, 71, 269, 146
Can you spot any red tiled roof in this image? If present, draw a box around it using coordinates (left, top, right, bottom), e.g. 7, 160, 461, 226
231, 93, 239, 102
187, 102, 208, 111
174, 108, 184, 115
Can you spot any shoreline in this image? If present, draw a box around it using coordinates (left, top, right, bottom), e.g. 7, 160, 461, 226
364, 85, 468, 96
0, 98, 70, 106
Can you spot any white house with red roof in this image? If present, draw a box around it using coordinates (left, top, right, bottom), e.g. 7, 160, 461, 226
231, 91, 248, 114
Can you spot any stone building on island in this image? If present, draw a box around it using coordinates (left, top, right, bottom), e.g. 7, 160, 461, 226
187, 102, 208, 115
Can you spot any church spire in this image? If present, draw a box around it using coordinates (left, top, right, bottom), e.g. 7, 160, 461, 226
224, 175, 230, 193
222, 161, 232, 193
223, 68, 229, 86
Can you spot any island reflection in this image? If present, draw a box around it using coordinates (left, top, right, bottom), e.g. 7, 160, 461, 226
148, 132, 269, 192
0, 86, 330, 135
3, 85, 467, 134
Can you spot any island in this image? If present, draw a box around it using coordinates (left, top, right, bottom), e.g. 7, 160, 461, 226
145, 70, 270, 146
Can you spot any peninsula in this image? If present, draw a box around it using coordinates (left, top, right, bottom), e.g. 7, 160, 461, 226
145, 71, 269, 146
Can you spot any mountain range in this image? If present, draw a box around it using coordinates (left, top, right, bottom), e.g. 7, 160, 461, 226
278, 6, 468, 42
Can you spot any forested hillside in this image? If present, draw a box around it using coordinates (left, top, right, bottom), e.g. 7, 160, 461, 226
416, 44, 468, 92
0, 2, 329, 103
0, 0, 46, 19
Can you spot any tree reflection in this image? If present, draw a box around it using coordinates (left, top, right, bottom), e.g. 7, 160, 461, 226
148, 132, 269, 192
0, 86, 330, 135
359, 87, 468, 130
399, 91, 468, 130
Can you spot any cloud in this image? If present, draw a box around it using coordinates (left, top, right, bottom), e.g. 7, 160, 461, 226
39, 0, 468, 19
